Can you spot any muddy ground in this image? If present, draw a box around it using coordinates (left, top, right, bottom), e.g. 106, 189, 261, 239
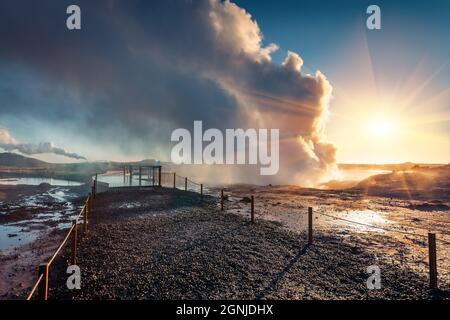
220, 185, 450, 286
42, 187, 449, 300
2, 184, 449, 300
0, 184, 89, 299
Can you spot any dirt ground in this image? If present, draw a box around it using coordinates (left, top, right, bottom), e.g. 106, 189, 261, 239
41, 187, 448, 300
2, 184, 449, 300
220, 185, 450, 286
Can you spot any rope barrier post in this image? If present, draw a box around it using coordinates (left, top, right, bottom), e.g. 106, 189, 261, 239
88, 193, 92, 211
83, 206, 88, 235
38, 263, 49, 300
200, 184, 203, 201
428, 233, 438, 289
139, 166, 142, 186
221, 189, 224, 211
158, 166, 162, 187
71, 220, 77, 265
251, 195, 254, 223
94, 173, 98, 197
152, 167, 155, 186
173, 173, 176, 189
308, 207, 313, 245
185, 177, 187, 191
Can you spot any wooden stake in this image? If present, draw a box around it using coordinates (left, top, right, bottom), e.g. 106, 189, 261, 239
200, 184, 203, 201
185, 177, 187, 191
251, 195, 254, 223
428, 233, 438, 289
71, 220, 77, 265
38, 263, 49, 300
173, 173, 176, 189
139, 167, 142, 186
152, 167, 155, 186
83, 206, 88, 235
158, 166, 162, 187
308, 207, 313, 245
221, 189, 224, 211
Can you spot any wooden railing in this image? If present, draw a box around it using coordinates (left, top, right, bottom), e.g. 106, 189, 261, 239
26, 180, 97, 300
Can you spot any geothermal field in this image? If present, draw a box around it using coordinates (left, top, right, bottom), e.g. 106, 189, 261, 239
1, 162, 449, 300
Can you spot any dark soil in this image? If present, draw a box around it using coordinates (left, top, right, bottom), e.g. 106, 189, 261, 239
46, 187, 448, 300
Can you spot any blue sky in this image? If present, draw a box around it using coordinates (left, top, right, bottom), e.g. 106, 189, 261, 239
235, 0, 450, 163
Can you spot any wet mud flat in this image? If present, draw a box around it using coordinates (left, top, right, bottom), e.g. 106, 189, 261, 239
0, 183, 89, 299
49, 187, 448, 300
221, 185, 450, 288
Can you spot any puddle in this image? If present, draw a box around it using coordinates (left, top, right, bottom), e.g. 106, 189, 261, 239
0, 186, 83, 254
0, 177, 83, 186
0, 225, 41, 254
322, 210, 390, 233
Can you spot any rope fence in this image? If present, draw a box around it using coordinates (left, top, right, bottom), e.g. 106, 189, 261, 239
26, 178, 98, 300
25, 169, 448, 299
218, 188, 449, 291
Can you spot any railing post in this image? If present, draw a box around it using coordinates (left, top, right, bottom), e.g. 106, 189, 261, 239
94, 173, 98, 197
308, 207, 313, 245
185, 177, 187, 191
200, 184, 203, 201
158, 166, 162, 187
83, 206, 88, 235
139, 167, 142, 186
71, 220, 77, 265
251, 195, 254, 223
91, 185, 95, 201
221, 189, 224, 211
173, 173, 176, 189
428, 233, 438, 289
38, 263, 49, 300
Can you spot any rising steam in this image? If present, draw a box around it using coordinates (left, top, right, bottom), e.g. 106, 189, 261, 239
0, 127, 86, 160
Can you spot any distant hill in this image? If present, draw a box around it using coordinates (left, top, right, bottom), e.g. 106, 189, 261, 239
338, 162, 445, 171
353, 164, 450, 200
0, 152, 53, 168
0, 152, 108, 182
109, 159, 161, 170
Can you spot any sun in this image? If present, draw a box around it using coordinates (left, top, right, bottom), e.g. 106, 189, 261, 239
368, 118, 395, 137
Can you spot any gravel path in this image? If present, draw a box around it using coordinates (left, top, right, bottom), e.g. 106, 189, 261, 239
49, 187, 448, 300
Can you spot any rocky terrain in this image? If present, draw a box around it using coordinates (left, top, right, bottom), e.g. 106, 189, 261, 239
42, 187, 448, 300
